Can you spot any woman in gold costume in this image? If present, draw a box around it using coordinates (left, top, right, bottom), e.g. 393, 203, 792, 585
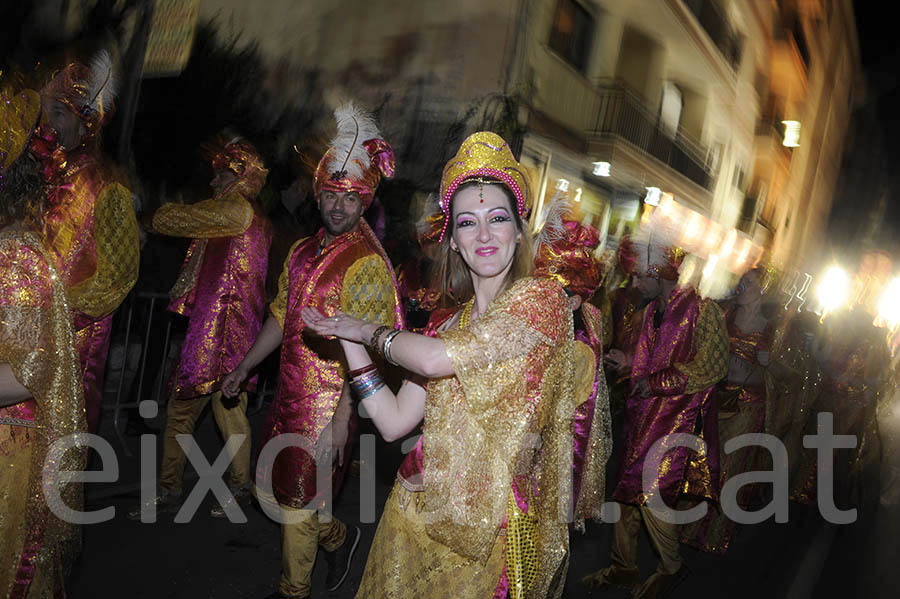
0, 87, 86, 597
303, 132, 575, 599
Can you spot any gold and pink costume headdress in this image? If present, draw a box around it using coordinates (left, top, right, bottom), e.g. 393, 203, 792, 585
533, 199, 603, 298
210, 136, 269, 198
437, 131, 532, 241
313, 102, 394, 209
41, 50, 118, 135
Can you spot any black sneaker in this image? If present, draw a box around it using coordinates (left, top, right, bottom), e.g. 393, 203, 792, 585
324, 525, 361, 592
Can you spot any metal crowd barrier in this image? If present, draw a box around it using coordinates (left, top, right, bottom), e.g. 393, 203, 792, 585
105, 291, 276, 455
108, 291, 174, 456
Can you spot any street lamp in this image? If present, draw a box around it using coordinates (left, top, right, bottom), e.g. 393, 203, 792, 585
782, 120, 801, 147
592, 161, 611, 177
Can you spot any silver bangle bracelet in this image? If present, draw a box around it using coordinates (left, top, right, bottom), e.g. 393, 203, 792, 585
382, 329, 403, 366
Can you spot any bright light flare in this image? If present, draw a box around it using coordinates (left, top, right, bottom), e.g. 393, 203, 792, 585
816, 265, 851, 317
592, 161, 611, 177
877, 276, 900, 329
782, 120, 801, 147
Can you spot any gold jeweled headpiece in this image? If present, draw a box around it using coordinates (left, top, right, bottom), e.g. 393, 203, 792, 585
438, 131, 531, 241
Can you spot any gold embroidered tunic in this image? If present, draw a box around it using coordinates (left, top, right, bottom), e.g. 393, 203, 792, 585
357, 277, 575, 599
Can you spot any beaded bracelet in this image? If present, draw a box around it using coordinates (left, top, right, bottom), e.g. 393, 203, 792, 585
382, 329, 403, 366
367, 325, 390, 353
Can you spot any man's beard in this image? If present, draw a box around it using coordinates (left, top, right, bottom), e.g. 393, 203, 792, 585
322, 211, 360, 237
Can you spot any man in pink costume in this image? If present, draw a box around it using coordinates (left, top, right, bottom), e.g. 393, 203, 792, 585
583, 233, 728, 599
127, 136, 273, 519
37, 51, 140, 433
222, 103, 403, 599
533, 200, 612, 528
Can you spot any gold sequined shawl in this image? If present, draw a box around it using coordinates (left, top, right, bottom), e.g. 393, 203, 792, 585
573, 302, 612, 527
424, 276, 574, 599
0, 227, 86, 596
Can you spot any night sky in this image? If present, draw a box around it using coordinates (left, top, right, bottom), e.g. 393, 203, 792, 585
829, 3, 900, 253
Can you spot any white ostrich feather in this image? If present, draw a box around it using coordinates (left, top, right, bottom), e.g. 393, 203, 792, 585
326, 102, 380, 179
85, 50, 118, 117
533, 192, 573, 256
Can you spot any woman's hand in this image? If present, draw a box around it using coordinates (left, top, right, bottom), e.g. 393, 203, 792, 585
301, 307, 375, 344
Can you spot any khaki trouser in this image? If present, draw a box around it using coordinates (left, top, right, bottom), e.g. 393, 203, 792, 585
611, 503, 682, 575
159, 391, 250, 492
256, 488, 347, 598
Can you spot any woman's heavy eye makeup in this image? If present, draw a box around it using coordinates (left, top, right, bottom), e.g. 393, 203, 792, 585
489, 209, 511, 223
456, 208, 511, 228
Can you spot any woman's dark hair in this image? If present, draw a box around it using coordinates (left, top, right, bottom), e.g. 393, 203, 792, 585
0, 152, 44, 226
433, 177, 533, 305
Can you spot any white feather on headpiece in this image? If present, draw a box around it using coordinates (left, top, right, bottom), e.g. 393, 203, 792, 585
84, 50, 118, 117
326, 102, 380, 180
533, 192, 573, 257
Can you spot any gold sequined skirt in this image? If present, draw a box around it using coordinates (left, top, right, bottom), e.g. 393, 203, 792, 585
0, 424, 54, 598
356, 482, 507, 598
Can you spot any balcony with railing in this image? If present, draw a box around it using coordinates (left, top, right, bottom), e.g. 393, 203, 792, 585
589, 84, 714, 189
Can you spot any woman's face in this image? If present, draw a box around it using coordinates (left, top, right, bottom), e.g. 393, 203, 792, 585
449, 184, 521, 281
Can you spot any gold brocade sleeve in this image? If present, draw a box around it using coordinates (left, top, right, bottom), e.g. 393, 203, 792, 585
340, 254, 398, 327
152, 192, 253, 239
269, 238, 308, 328
573, 341, 596, 407
67, 182, 139, 318
676, 301, 729, 395
591, 292, 614, 351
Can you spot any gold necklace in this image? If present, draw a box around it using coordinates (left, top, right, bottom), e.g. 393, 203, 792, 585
459, 298, 475, 329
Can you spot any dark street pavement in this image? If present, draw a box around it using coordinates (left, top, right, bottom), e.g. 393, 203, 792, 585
68, 393, 900, 599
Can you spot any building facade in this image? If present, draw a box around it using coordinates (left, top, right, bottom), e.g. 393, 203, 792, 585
45, 0, 861, 272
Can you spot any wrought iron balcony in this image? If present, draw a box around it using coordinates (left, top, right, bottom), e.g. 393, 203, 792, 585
590, 85, 714, 190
